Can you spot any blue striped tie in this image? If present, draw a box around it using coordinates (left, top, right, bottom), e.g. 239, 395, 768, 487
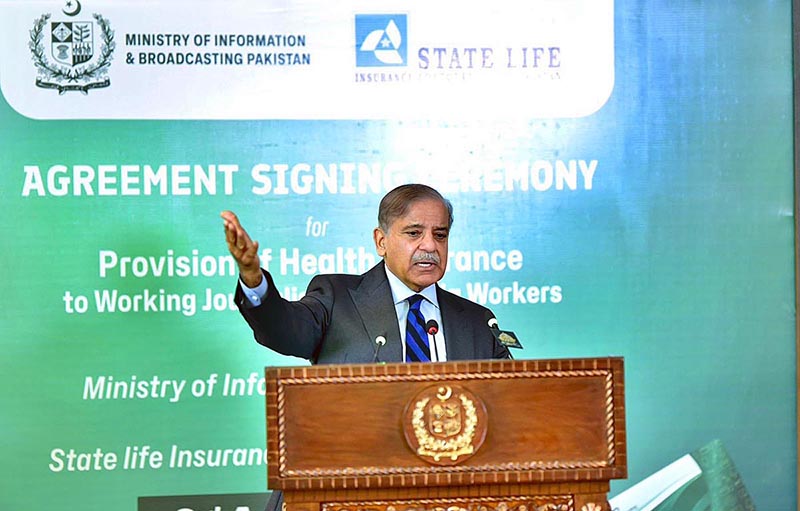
405, 294, 431, 362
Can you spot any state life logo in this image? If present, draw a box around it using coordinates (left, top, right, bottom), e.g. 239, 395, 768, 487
355, 14, 407, 67
29, 0, 115, 94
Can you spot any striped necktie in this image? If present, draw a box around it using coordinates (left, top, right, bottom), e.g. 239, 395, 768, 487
405, 294, 431, 362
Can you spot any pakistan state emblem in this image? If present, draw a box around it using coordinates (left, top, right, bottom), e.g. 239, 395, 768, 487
403, 385, 488, 466
29, 0, 115, 94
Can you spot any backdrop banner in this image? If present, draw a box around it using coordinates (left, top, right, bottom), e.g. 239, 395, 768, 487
0, 1, 795, 511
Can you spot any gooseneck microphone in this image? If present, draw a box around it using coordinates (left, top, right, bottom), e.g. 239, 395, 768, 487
485, 312, 522, 359
425, 320, 440, 361
372, 335, 387, 363
425, 319, 439, 336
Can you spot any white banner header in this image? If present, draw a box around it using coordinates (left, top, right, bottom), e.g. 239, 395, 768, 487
0, 0, 615, 119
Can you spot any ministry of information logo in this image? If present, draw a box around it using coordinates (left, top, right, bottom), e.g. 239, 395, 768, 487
29, 0, 115, 94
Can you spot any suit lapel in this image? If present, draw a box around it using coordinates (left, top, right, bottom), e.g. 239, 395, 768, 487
437, 286, 475, 361
349, 262, 403, 362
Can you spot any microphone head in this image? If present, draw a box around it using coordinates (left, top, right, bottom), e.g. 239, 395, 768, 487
425, 319, 439, 335
484, 310, 499, 329
375, 335, 386, 346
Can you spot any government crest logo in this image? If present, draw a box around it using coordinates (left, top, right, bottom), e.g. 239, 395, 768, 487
403, 384, 488, 466
355, 14, 407, 67
29, 0, 115, 94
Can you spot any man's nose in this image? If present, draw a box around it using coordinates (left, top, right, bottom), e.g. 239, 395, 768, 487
418, 231, 436, 250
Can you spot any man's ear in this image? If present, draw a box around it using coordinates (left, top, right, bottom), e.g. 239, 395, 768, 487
373, 227, 387, 257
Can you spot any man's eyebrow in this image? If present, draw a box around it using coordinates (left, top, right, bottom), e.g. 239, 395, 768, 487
400, 223, 449, 231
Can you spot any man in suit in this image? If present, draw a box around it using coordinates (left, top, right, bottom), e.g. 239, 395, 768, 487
221, 183, 509, 364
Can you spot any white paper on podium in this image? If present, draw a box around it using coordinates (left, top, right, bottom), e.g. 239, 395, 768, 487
609, 454, 703, 511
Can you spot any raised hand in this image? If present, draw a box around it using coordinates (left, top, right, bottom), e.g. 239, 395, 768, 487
221, 210, 263, 287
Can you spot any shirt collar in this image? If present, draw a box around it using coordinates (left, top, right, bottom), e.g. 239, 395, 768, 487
384, 264, 440, 309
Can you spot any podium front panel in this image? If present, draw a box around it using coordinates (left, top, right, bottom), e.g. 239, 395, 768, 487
266, 358, 626, 491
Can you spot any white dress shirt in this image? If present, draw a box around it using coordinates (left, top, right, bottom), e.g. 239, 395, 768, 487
383, 266, 447, 362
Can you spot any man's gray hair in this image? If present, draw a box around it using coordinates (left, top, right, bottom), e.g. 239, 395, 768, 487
377, 184, 454, 231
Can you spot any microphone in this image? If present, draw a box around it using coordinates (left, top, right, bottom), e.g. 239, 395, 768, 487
425, 319, 439, 336
372, 334, 387, 363
425, 320, 439, 362
485, 312, 522, 358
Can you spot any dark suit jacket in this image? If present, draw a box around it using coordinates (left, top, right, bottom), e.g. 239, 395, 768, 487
235, 261, 509, 364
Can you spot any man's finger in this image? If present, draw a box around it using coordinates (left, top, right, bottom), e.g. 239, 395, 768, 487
220, 210, 239, 224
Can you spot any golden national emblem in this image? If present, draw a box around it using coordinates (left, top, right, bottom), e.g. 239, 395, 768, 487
403, 384, 488, 466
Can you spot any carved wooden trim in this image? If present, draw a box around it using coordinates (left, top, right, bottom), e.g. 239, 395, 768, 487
321, 495, 575, 511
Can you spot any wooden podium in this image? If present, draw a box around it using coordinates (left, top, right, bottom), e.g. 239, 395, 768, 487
265, 358, 626, 511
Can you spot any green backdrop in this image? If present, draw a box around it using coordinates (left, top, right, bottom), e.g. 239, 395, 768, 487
0, 1, 795, 510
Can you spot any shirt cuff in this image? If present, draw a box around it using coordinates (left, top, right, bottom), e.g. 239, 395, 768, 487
239, 274, 268, 307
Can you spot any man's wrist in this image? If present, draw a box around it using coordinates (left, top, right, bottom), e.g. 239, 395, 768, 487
240, 269, 264, 288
